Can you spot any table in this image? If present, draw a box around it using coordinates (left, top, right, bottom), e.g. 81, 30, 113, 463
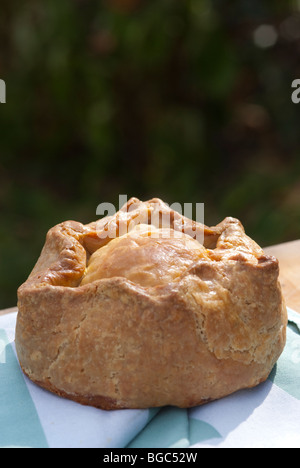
264, 240, 300, 313
1, 240, 299, 317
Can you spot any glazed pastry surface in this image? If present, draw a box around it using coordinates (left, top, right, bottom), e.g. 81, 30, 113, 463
82, 224, 209, 288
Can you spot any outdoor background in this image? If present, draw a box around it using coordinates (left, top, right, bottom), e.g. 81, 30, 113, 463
0, 0, 300, 308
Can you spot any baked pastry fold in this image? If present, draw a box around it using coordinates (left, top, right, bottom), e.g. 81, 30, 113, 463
16, 197, 287, 409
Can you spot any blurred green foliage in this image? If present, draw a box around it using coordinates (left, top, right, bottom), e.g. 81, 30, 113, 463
0, 0, 300, 308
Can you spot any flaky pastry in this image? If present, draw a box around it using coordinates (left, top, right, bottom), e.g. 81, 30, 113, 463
16, 197, 287, 409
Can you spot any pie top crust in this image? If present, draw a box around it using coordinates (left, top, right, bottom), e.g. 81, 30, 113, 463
22, 197, 265, 290
15, 197, 287, 409
81, 224, 210, 288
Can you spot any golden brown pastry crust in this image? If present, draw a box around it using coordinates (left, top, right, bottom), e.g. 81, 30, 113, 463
15, 197, 287, 409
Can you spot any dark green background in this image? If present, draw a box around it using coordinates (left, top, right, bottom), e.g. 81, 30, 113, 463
0, 0, 300, 308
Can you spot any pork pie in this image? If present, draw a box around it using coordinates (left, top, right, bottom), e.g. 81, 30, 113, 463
15, 197, 287, 409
